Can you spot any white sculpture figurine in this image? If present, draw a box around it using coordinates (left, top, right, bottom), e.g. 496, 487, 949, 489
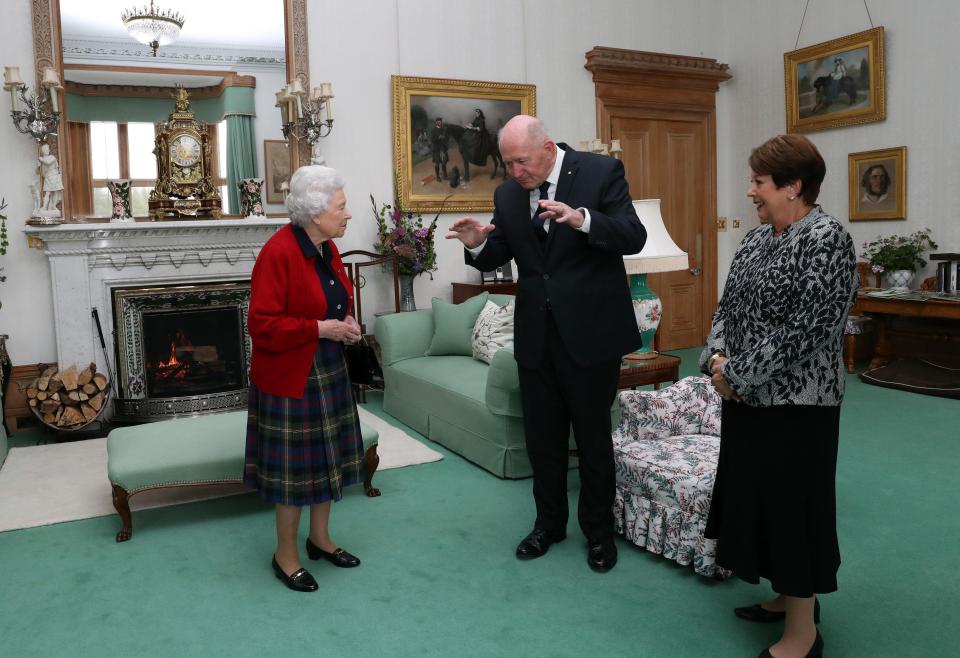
37, 143, 64, 217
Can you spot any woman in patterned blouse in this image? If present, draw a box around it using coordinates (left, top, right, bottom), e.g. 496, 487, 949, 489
701, 134, 857, 658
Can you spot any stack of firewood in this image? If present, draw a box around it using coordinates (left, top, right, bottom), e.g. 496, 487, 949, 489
26, 362, 109, 429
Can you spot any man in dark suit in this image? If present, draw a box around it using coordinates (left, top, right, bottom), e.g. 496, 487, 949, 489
446, 115, 646, 572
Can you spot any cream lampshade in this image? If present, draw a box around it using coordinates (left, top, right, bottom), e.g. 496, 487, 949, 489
622, 199, 689, 359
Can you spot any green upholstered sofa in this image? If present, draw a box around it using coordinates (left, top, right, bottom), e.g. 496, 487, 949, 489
374, 294, 532, 479
106, 410, 379, 541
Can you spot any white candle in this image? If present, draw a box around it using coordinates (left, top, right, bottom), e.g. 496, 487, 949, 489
48, 86, 59, 113
324, 96, 333, 121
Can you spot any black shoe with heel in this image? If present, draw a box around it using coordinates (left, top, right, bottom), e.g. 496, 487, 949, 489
305, 538, 361, 568
271, 556, 318, 592
757, 630, 823, 658
735, 597, 820, 624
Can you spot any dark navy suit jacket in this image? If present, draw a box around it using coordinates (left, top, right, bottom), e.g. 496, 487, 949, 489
468, 145, 646, 368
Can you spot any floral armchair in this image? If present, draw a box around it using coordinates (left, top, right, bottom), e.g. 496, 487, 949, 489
612, 375, 730, 579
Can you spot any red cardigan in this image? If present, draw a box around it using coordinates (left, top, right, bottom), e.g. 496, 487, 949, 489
247, 224, 353, 397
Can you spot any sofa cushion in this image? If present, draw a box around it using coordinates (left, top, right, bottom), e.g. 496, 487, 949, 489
426, 292, 489, 356
472, 299, 515, 364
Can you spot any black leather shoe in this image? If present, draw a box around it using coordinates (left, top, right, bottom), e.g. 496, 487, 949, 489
271, 556, 318, 592
757, 630, 823, 658
736, 598, 820, 624
515, 528, 566, 560
305, 538, 361, 568
586, 539, 618, 573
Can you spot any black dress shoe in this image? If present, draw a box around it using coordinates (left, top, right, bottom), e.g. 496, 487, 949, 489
271, 556, 318, 592
735, 598, 820, 624
305, 538, 361, 568
516, 528, 566, 560
757, 630, 823, 658
586, 539, 618, 572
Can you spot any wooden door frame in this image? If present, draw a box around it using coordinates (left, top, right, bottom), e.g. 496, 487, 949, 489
585, 47, 730, 344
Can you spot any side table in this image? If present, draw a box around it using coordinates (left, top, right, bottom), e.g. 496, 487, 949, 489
618, 353, 681, 390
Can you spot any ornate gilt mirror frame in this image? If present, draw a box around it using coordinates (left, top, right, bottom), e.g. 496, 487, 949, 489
30, 0, 310, 221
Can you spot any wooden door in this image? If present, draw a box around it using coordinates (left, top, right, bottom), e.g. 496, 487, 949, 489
586, 47, 730, 351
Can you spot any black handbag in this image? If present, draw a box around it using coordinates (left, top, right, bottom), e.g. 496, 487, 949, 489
344, 336, 383, 386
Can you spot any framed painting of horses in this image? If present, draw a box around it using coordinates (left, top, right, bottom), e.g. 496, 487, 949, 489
392, 75, 536, 213
848, 146, 907, 221
784, 27, 885, 133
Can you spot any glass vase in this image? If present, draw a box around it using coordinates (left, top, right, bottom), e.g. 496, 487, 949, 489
399, 274, 416, 312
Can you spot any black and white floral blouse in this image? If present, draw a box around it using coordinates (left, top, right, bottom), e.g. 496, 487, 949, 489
699, 206, 858, 407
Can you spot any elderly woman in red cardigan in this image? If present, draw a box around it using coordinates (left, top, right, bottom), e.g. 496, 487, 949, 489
244, 165, 364, 592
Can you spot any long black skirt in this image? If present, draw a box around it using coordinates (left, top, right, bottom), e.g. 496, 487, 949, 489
705, 401, 841, 596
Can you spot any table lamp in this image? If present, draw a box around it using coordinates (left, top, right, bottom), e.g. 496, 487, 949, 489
622, 199, 689, 360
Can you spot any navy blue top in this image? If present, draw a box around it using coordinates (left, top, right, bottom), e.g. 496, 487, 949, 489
291, 225, 349, 322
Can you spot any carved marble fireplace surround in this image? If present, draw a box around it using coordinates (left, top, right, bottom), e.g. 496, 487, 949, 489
25, 219, 287, 419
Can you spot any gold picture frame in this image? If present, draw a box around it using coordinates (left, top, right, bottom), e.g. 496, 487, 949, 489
392, 75, 536, 213
784, 27, 885, 133
848, 146, 906, 221
264, 140, 292, 205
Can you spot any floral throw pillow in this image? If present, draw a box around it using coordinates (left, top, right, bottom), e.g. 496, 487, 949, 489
472, 300, 515, 364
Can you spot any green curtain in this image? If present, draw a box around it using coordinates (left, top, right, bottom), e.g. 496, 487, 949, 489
226, 115, 258, 215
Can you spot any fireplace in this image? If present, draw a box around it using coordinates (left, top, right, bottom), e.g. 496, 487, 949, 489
112, 281, 251, 420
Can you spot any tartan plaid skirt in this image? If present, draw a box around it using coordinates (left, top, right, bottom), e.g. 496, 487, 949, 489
244, 340, 364, 506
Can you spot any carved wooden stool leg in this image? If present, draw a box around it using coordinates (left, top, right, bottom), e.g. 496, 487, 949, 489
111, 484, 134, 542
845, 333, 856, 373
363, 445, 381, 497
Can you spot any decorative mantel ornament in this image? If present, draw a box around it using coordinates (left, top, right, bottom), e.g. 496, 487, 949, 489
107, 180, 134, 222
238, 178, 265, 218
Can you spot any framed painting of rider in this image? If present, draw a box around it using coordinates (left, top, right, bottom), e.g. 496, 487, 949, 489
784, 26, 885, 134
848, 146, 907, 221
391, 75, 536, 213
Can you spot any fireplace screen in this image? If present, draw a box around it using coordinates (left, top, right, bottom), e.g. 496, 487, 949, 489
113, 281, 251, 420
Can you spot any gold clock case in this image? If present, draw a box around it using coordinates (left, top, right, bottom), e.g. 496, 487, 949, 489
148, 89, 223, 220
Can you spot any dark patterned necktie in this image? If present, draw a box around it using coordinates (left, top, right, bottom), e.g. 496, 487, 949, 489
531, 181, 551, 239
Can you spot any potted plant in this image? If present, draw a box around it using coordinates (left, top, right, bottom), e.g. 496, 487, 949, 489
861, 228, 938, 290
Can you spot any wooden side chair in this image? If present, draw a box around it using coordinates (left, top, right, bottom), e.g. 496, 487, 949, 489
844, 262, 881, 373
339, 250, 400, 401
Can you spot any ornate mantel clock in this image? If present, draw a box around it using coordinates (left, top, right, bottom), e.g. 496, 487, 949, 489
148, 87, 222, 219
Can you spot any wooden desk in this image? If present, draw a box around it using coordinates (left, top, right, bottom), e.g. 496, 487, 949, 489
451, 281, 518, 303
851, 291, 960, 368
618, 353, 681, 390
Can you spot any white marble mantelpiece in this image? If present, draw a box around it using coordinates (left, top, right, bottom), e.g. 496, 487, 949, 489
24, 218, 288, 375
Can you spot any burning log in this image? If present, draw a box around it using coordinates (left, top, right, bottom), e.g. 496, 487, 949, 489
25, 362, 110, 430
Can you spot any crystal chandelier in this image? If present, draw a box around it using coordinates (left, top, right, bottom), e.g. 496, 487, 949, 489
121, 1, 185, 57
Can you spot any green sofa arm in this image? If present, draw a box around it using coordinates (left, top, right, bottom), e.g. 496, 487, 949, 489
486, 347, 522, 417
374, 310, 435, 366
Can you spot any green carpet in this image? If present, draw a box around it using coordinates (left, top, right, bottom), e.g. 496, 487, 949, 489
0, 348, 956, 657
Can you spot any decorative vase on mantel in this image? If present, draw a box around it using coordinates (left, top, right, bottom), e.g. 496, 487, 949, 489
885, 269, 913, 291
399, 274, 416, 312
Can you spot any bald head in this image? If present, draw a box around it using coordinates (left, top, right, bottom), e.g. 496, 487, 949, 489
498, 115, 556, 190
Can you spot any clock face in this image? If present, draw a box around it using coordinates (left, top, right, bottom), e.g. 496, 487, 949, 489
170, 134, 201, 167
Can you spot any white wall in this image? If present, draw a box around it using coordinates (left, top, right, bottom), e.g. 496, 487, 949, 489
2, 0, 957, 365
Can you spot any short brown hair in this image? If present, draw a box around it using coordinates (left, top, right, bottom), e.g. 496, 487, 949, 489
748, 134, 826, 205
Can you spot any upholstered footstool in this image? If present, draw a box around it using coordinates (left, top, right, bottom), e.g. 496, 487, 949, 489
107, 410, 379, 542
611, 376, 730, 579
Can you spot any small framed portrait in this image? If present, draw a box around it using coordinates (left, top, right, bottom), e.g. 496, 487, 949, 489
263, 140, 292, 204
392, 75, 536, 213
848, 146, 907, 221
784, 27, 885, 133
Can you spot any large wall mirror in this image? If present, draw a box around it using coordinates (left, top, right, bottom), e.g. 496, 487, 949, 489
32, 0, 309, 220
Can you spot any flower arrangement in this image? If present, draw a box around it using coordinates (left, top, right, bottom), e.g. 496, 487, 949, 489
861, 228, 938, 274
370, 194, 442, 277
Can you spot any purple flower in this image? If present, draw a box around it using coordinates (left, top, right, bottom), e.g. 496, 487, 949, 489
415, 228, 429, 238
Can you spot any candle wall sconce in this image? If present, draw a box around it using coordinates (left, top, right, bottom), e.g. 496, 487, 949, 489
4, 65, 65, 224
580, 138, 623, 160
278, 80, 334, 166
